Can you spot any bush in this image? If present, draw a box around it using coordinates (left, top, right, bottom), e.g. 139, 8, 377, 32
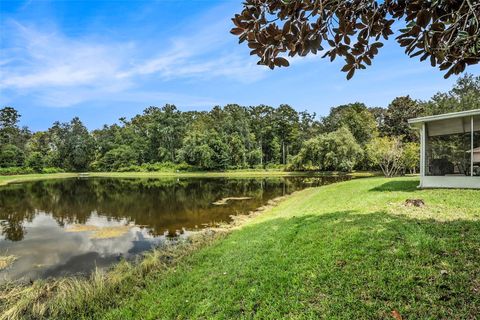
26, 152, 44, 172
117, 162, 196, 172
264, 163, 286, 170
0, 167, 35, 175
117, 165, 142, 172
94, 146, 138, 171
41, 167, 65, 174
0, 144, 25, 168
0, 166, 64, 175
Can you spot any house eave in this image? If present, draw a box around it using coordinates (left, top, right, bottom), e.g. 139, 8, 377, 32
408, 109, 480, 125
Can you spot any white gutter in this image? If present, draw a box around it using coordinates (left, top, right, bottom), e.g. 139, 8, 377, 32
408, 109, 480, 124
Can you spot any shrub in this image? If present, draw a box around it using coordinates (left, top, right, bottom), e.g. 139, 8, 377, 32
117, 162, 196, 172
0, 144, 25, 168
117, 165, 142, 172
41, 167, 65, 174
95, 146, 137, 171
26, 152, 44, 173
0, 167, 34, 175
0, 166, 64, 175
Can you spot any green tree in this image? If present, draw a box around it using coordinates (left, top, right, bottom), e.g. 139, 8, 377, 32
247, 148, 262, 167
366, 137, 404, 178
368, 107, 388, 129
139, 105, 186, 163
47, 118, 95, 171
291, 127, 362, 172
249, 105, 274, 166
320, 127, 363, 172
94, 145, 137, 171
268, 136, 281, 165
273, 104, 299, 164
423, 74, 480, 116
0, 144, 25, 168
0, 107, 20, 144
402, 142, 420, 174
382, 96, 423, 142
229, 133, 247, 168
26, 152, 44, 172
322, 103, 377, 145
180, 129, 230, 170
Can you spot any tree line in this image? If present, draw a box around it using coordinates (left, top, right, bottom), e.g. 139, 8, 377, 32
1, 74, 478, 175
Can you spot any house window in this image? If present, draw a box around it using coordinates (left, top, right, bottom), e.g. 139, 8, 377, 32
425, 117, 472, 176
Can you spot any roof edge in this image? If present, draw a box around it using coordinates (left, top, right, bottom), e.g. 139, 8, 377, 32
408, 109, 480, 124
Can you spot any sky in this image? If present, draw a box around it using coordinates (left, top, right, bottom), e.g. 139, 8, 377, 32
1, 0, 479, 131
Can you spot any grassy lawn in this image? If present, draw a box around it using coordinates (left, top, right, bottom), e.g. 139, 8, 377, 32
2, 176, 479, 319
95, 177, 478, 319
0, 173, 78, 186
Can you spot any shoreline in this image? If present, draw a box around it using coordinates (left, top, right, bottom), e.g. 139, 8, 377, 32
0, 170, 377, 187
0, 187, 298, 319
1, 177, 479, 319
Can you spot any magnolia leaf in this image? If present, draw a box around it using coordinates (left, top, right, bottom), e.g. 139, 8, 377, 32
274, 57, 289, 67
346, 68, 355, 80
230, 28, 244, 36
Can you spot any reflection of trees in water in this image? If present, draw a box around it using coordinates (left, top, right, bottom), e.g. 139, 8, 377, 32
0, 186, 37, 241
0, 176, 348, 241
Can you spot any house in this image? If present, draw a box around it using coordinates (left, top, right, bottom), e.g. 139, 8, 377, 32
408, 109, 480, 189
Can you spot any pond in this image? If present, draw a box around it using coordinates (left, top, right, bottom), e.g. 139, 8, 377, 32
0, 176, 350, 283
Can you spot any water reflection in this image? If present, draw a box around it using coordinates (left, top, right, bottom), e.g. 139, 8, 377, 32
0, 176, 349, 282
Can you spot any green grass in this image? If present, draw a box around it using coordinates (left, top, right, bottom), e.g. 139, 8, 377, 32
2, 177, 479, 319
102, 177, 479, 320
0, 173, 78, 186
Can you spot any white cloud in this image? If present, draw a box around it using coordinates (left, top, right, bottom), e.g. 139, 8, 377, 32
0, 11, 267, 107
1, 23, 134, 88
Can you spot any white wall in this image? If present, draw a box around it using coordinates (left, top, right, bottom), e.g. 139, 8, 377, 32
420, 176, 480, 189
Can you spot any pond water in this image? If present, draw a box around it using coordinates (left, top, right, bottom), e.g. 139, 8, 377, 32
0, 176, 350, 282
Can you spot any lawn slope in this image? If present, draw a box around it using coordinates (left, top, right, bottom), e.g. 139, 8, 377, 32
99, 177, 480, 319
0, 173, 78, 186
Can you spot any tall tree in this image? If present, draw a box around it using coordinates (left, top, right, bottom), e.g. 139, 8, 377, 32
47, 118, 95, 171
0, 107, 21, 145
423, 74, 480, 115
322, 103, 377, 145
368, 107, 388, 129
273, 104, 299, 164
248, 105, 275, 165
382, 96, 423, 142
291, 127, 362, 172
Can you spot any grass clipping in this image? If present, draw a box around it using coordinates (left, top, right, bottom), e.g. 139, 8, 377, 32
0, 193, 291, 320
212, 196, 252, 205
0, 256, 16, 271
66, 225, 131, 239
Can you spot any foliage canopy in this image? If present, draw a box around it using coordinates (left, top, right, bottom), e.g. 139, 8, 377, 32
231, 0, 480, 78
0, 74, 478, 175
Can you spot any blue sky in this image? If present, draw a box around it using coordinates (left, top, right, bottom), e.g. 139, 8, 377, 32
1, 0, 479, 131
